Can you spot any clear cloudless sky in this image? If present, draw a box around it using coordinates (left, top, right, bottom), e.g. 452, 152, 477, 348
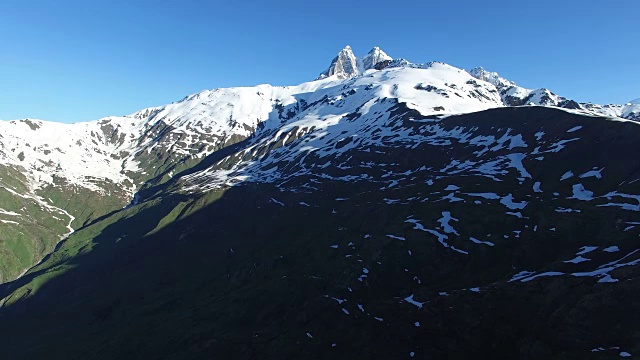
1, 0, 638, 123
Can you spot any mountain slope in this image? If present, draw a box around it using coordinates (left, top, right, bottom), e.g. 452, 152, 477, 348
1, 105, 639, 359
0, 46, 639, 358
0, 58, 507, 281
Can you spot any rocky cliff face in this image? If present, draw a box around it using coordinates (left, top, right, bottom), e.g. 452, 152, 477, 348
317, 45, 360, 79
359, 46, 392, 72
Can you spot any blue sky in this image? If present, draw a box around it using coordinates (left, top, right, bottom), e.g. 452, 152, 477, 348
1, 0, 638, 123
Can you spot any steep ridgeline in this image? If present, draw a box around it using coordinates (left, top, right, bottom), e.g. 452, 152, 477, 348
1, 49, 640, 359
468, 67, 640, 120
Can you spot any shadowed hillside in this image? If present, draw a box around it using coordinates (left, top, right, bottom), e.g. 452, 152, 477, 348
1, 107, 639, 359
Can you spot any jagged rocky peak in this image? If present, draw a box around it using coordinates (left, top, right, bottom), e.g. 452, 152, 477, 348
469, 66, 568, 108
317, 45, 358, 80
359, 46, 392, 72
317, 45, 393, 80
468, 66, 516, 89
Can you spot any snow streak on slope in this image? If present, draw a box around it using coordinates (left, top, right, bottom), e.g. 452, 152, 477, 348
16, 205, 75, 279
178, 102, 640, 320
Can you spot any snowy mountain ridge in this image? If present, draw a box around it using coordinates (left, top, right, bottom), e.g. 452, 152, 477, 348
1, 46, 636, 199
468, 66, 517, 89
467, 66, 636, 119
0, 59, 501, 197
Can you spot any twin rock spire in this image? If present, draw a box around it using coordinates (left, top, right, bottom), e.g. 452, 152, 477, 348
317, 46, 392, 80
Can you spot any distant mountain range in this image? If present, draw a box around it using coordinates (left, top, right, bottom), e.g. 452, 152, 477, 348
0, 46, 638, 359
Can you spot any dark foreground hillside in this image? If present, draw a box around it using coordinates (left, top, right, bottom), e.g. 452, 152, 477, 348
1, 107, 639, 359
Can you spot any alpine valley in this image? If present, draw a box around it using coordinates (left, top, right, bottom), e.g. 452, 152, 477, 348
0, 46, 639, 359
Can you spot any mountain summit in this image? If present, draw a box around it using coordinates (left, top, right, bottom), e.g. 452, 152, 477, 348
359, 46, 392, 72
317, 46, 392, 80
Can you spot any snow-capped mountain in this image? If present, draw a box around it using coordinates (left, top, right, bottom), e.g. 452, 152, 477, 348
1, 45, 640, 359
317, 46, 392, 80
0, 46, 637, 282
359, 46, 393, 72
1, 54, 503, 202
1, 46, 633, 198
315, 47, 637, 122
317, 45, 359, 79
